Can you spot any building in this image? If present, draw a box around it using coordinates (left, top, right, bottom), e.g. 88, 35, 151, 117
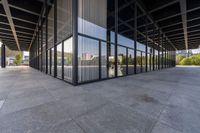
1, 0, 200, 85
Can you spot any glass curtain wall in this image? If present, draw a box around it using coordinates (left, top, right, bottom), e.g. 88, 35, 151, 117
29, 0, 177, 85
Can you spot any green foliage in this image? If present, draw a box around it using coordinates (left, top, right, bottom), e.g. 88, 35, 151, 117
176, 54, 186, 65
14, 53, 23, 65
179, 54, 200, 65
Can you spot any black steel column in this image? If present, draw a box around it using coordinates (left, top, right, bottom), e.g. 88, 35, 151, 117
62, 41, 64, 79
165, 39, 167, 68
99, 41, 101, 80
1, 44, 6, 68
126, 48, 128, 75
72, 0, 78, 85
114, 0, 118, 77
134, 2, 137, 74
145, 16, 148, 72
54, 0, 57, 77
152, 27, 155, 71
45, 0, 48, 74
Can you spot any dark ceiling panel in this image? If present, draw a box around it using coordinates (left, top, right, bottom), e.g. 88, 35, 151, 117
8, 0, 43, 14
0, 15, 9, 23
152, 3, 180, 21
187, 0, 200, 10
0, 4, 5, 14
13, 19, 36, 29
10, 7, 39, 23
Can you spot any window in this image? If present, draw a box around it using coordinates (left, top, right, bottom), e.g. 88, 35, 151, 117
108, 44, 115, 78
48, 4, 54, 49
78, 36, 99, 82
78, 0, 107, 41
128, 49, 135, 74
118, 46, 127, 76
142, 52, 146, 72
136, 51, 141, 73
101, 42, 107, 79
64, 37, 73, 81
48, 49, 51, 74
57, 0, 72, 43
57, 43, 62, 78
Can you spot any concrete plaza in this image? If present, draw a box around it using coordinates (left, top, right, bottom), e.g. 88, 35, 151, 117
0, 66, 200, 133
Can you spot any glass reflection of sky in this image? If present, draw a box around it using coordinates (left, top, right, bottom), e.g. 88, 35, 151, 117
78, 17, 147, 51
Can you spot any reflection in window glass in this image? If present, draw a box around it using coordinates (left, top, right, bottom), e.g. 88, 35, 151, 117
78, 0, 107, 41
142, 52, 146, 72
147, 53, 150, 72
42, 46, 46, 73
101, 42, 107, 79
57, 0, 72, 43
128, 49, 134, 74
108, 44, 115, 78
118, 46, 127, 76
48, 4, 54, 49
57, 43, 62, 78
136, 51, 141, 73
48, 49, 51, 74
78, 36, 99, 82
155, 50, 158, 70
64, 37, 73, 81
118, 34, 134, 48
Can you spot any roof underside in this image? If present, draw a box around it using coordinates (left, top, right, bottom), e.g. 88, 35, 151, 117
0, 0, 43, 51
0, 0, 200, 51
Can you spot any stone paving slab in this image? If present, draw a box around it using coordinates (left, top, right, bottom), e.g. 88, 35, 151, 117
0, 66, 200, 133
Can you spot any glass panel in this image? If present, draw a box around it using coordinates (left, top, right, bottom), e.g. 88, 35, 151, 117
51, 48, 54, 76
117, 1, 135, 48
48, 49, 51, 74
118, 46, 127, 76
147, 53, 150, 72
78, 0, 107, 41
136, 51, 141, 73
57, 0, 72, 43
57, 43, 62, 78
64, 37, 73, 82
128, 49, 135, 74
48, 4, 54, 49
108, 44, 115, 78
142, 52, 146, 72
101, 42, 107, 79
42, 19, 46, 72
78, 36, 99, 82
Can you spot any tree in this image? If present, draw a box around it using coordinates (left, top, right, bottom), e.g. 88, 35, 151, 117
176, 54, 185, 65
179, 54, 200, 65
14, 53, 23, 65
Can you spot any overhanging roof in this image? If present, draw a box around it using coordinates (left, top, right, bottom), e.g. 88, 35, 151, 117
0, 0, 200, 51
0, 0, 43, 51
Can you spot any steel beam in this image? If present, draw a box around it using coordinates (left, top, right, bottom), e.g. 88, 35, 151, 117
2, 0, 20, 51
179, 0, 188, 50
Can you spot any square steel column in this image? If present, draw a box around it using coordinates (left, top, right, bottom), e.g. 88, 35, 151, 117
1, 44, 6, 68
134, 2, 137, 74
72, 0, 78, 85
